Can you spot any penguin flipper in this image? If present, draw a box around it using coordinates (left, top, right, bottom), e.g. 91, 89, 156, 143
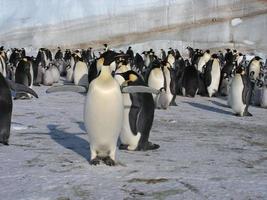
6, 79, 38, 98
46, 85, 87, 94
121, 86, 160, 94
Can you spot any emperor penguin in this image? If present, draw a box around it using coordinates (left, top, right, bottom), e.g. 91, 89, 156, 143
42, 65, 54, 86
84, 56, 124, 166
181, 60, 199, 97
228, 66, 253, 116
115, 70, 160, 151
260, 83, 267, 108
66, 54, 75, 83
148, 59, 177, 108
0, 72, 38, 145
197, 50, 211, 74
247, 56, 263, 81
0, 50, 7, 78
14, 58, 34, 99
204, 54, 221, 97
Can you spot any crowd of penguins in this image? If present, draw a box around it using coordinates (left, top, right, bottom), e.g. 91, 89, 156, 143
0, 44, 266, 166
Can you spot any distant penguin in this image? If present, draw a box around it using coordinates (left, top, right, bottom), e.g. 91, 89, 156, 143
166, 51, 175, 68
66, 55, 75, 82
84, 58, 123, 166
181, 60, 199, 97
0, 50, 7, 77
42, 66, 54, 86
73, 61, 88, 87
204, 54, 221, 97
133, 53, 144, 73
160, 49, 166, 60
55, 47, 63, 60
115, 70, 159, 151
14, 58, 34, 99
247, 56, 263, 81
228, 66, 252, 116
260, 84, 267, 108
197, 50, 211, 73
146, 60, 170, 109
50, 64, 60, 83
0, 72, 38, 145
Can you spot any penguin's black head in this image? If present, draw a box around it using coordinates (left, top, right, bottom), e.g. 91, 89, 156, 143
254, 56, 262, 61
206, 49, 210, 54
211, 54, 218, 59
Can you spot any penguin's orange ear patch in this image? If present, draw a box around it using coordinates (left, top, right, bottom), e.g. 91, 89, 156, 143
129, 74, 138, 82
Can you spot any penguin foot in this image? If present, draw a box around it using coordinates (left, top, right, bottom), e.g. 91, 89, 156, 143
244, 112, 253, 117
169, 101, 177, 106
139, 142, 160, 151
102, 157, 116, 166
89, 157, 101, 165
0, 141, 9, 145
119, 144, 129, 150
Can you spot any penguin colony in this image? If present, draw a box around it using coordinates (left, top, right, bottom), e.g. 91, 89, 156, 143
1, 45, 267, 166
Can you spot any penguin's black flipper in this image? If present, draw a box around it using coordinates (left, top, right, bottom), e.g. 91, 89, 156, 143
241, 75, 253, 117
46, 85, 87, 94
6, 79, 38, 98
204, 60, 213, 87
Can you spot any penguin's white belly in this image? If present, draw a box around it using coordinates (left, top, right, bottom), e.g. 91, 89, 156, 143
229, 75, 245, 115
249, 63, 260, 80
148, 68, 164, 100
164, 68, 173, 104
66, 67, 74, 82
207, 61, 221, 97
260, 87, 267, 108
120, 94, 141, 150
74, 62, 88, 87
84, 79, 123, 155
43, 70, 54, 86
0, 56, 6, 77
51, 66, 60, 83
197, 58, 206, 73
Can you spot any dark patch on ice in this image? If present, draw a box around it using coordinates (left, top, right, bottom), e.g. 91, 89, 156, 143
183, 101, 233, 115
57, 197, 70, 200
179, 181, 199, 193
127, 178, 168, 184
209, 100, 229, 108
47, 124, 90, 161
150, 188, 186, 198
74, 121, 86, 132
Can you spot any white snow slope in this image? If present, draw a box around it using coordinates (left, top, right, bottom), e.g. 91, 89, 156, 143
1, 82, 267, 200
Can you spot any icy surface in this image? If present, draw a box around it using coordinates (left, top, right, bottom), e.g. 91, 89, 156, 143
1, 83, 267, 200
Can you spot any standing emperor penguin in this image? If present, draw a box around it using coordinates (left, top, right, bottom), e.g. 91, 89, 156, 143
73, 57, 89, 87
0, 72, 38, 145
84, 57, 123, 166
147, 60, 176, 109
14, 58, 34, 99
228, 66, 252, 116
204, 54, 221, 97
197, 50, 211, 74
115, 70, 160, 151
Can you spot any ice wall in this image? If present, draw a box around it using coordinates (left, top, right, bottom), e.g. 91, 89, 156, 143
0, 0, 266, 55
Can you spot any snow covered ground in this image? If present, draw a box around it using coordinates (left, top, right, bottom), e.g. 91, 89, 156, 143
1, 81, 267, 200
